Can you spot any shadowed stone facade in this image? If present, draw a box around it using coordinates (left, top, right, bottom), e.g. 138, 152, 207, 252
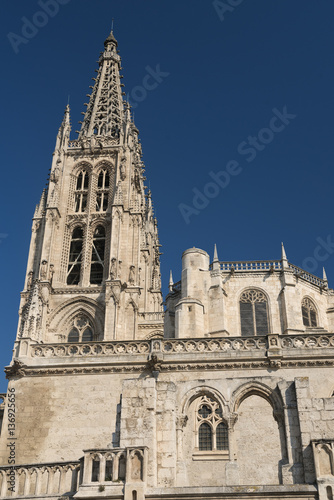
0, 30, 334, 500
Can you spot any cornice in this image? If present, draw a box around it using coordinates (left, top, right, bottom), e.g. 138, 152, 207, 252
6, 357, 334, 380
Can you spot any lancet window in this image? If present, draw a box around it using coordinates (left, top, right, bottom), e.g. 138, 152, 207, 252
67, 227, 84, 285
68, 315, 94, 343
240, 289, 269, 336
196, 396, 228, 452
302, 297, 317, 327
96, 169, 110, 212
74, 170, 89, 212
90, 225, 106, 285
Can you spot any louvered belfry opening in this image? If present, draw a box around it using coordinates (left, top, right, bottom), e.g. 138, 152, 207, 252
240, 289, 269, 336
67, 227, 84, 285
90, 225, 106, 285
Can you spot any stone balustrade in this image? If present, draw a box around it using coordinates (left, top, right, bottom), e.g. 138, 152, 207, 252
287, 262, 326, 287
0, 461, 80, 498
219, 260, 282, 272
27, 334, 334, 360
82, 447, 147, 485
0, 448, 147, 498
207, 259, 327, 288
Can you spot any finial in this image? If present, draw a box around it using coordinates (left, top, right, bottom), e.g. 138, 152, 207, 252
111, 18, 114, 31
281, 242, 287, 261
104, 28, 118, 47
213, 244, 219, 263
212, 244, 220, 271
169, 270, 174, 292
281, 242, 289, 270
323, 267, 328, 282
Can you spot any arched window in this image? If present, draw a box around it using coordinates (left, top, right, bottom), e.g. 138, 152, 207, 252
96, 169, 110, 212
74, 170, 89, 212
196, 396, 228, 453
82, 327, 93, 342
240, 289, 269, 336
302, 297, 317, 327
67, 227, 84, 285
67, 316, 94, 343
216, 422, 229, 450
199, 423, 212, 451
68, 328, 79, 343
90, 226, 106, 285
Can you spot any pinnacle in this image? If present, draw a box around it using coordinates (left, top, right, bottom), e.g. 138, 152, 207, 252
104, 29, 118, 47
213, 244, 219, 263
169, 271, 174, 292
281, 242, 288, 261
323, 267, 328, 282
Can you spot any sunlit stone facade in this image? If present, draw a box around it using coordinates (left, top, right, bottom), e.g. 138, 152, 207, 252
0, 30, 334, 500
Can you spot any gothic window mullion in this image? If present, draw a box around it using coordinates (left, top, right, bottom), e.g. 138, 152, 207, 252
302, 297, 318, 327
252, 302, 257, 335
196, 396, 228, 455
81, 224, 91, 287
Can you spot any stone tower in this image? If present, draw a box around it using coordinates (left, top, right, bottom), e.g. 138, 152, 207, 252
17, 30, 163, 353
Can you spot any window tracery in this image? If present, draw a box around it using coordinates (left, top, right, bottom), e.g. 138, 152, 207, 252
90, 225, 106, 285
302, 297, 317, 327
240, 289, 269, 336
74, 170, 89, 212
67, 227, 84, 285
196, 396, 228, 452
68, 315, 94, 343
96, 169, 110, 212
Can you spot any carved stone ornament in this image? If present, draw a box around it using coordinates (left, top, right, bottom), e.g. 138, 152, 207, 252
129, 265, 135, 285
5, 359, 26, 379
120, 156, 126, 180
147, 352, 163, 376
27, 271, 34, 290
110, 258, 117, 279
269, 358, 282, 369
40, 260, 48, 280
176, 415, 188, 429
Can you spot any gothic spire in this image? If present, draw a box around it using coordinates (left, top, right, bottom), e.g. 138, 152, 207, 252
78, 30, 124, 139
55, 104, 71, 153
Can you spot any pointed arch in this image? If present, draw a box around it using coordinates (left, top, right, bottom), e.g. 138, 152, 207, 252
231, 380, 283, 418
72, 161, 93, 176
48, 296, 105, 340
301, 296, 318, 327
145, 330, 164, 340
181, 385, 229, 417
124, 299, 137, 339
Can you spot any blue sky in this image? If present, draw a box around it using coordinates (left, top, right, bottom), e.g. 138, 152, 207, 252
0, 0, 334, 390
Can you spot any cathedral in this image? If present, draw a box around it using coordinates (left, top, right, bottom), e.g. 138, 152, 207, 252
1, 29, 334, 500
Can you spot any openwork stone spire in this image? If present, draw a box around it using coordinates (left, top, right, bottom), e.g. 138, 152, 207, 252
78, 30, 124, 139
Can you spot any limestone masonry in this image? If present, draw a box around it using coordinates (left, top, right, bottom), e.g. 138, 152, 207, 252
0, 30, 334, 500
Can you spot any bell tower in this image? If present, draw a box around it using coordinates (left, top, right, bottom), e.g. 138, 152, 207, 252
16, 30, 163, 354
